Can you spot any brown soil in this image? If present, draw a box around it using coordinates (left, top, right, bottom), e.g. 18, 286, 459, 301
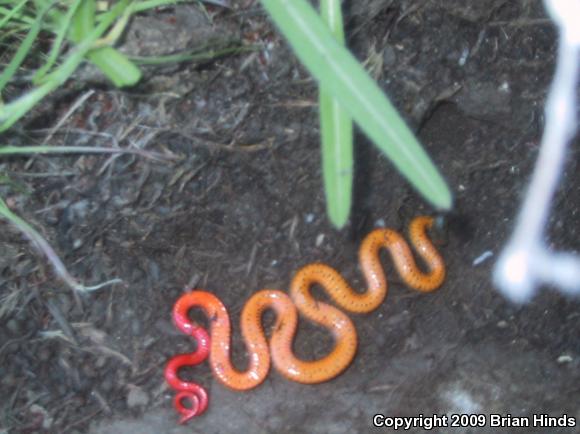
1, 1, 579, 433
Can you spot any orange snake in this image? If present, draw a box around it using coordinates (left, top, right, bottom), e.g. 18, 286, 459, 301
166, 216, 445, 421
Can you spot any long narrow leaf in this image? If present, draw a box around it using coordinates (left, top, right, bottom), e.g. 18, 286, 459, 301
0, 197, 121, 293
0, 0, 54, 92
0, 0, 28, 29
319, 0, 352, 227
33, 0, 83, 84
87, 47, 141, 87
0, 144, 172, 161
69, 0, 96, 43
259, 0, 452, 210
0, 0, 130, 131
69, 0, 140, 87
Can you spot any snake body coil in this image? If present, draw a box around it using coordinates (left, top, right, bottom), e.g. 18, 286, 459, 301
165, 216, 445, 422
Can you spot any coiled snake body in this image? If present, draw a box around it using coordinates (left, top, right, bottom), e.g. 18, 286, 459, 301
165, 216, 445, 423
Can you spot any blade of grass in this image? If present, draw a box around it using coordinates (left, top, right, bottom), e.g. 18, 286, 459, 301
0, 0, 129, 131
87, 47, 142, 87
259, 0, 452, 210
319, 0, 353, 228
0, 0, 28, 29
0, 26, 30, 47
0, 0, 55, 92
33, 0, 83, 84
129, 0, 191, 14
68, 0, 96, 42
0, 197, 122, 293
0, 144, 173, 161
0, 6, 35, 30
69, 0, 141, 87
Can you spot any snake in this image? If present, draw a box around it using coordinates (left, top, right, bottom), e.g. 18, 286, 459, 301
164, 324, 210, 423
165, 216, 446, 422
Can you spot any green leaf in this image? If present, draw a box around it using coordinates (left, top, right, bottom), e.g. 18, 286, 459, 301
87, 47, 141, 87
259, 0, 453, 210
0, 0, 130, 131
0, 0, 53, 92
69, 0, 96, 42
0, 0, 28, 29
69, 0, 141, 87
319, 0, 352, 228
33, 0, 83, 84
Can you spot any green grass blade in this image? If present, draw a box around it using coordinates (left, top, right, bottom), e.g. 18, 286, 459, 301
33, 0, 83, 84
69, 0, 140, 87
0, 0, 54, 92
0, 5, 35, 29
87, 47, 141, 87
319, 0, 352, 228
0, 0, 28, 29
0, 145, 127, 155
259, 0, 452, 210
0, 0, 129, 131
0, 145, 171, 162
129, 0, 189, 14
0, 82, 53, 130
69, 0, 96, 43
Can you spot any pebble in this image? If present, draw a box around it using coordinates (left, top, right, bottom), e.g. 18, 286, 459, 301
147, 260, 160, 282
2, 372, 17, 388
131, 318, 142, 335
315, 234, 325, 247
383, 45, 397, 67
6, 318, 22, 335
557, 354, 573, 364
95, 356, 107, 369
126, 385, 150, 408
497, 320, 508, 329
30, 404, 53, 429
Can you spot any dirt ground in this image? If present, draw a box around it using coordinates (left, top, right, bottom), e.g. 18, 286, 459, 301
1, 0, 579, 433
